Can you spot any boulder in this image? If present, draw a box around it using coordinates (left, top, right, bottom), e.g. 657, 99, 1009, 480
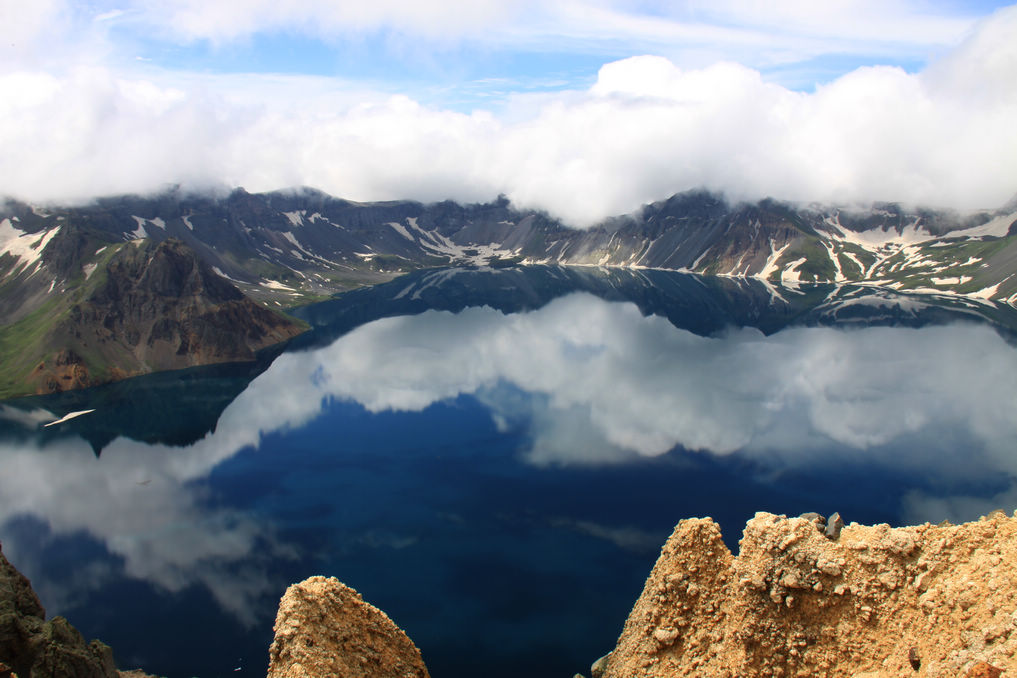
268, 576, 429, 678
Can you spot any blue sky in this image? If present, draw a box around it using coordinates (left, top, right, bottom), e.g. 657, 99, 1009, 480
2, 0, 1016, 224
97, 1, 1010, 103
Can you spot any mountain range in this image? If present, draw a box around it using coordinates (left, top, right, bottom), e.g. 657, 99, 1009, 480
2, 186, 1016, 397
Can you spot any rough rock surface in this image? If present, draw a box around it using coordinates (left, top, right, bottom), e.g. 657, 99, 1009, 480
601, 511, 1017, 678
0, 542, 130, 678
268, 576, 430, 678
23, 238, 304, 396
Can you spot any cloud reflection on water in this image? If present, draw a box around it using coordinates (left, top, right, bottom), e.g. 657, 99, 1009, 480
0, 430, 294, 625
280, 293, 1017, 468
1, 291, 1016, 622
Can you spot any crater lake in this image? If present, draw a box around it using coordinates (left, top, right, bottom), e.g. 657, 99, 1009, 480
2, 265, 1016, 678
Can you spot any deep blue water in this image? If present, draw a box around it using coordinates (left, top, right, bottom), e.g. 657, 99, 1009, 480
1, 266, 1016, 678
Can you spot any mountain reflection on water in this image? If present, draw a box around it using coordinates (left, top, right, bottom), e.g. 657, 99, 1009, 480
1, 266, 1016, 678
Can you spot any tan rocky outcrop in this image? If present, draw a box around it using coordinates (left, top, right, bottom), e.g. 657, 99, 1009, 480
600, 511, 1017, 678
267, 576, 429, 678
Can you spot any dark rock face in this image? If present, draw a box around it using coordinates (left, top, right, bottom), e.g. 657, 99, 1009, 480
0, 543, 118, 678
26, 238, 304, 394
96, 238, 243, 305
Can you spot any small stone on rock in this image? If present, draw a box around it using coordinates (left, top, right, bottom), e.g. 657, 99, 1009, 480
799, 512, 827, 533
966, 661, 1003, 678
825, 512, 844, 540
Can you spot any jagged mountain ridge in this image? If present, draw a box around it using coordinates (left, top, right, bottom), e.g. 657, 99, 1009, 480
3, 187, 1016, 311
2, 187, 1016, 395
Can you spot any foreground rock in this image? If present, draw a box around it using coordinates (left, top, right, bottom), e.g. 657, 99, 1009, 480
268, 576, 429, 678
0, 542, 154, 678
601, 511, 1017, 678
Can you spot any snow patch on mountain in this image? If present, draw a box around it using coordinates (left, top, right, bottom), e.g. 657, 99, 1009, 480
781, 257, 808, 283
387, 221, 414, 241
129, 216, 148, 240
131, 215, 165, 233
823, 243, 845, 282
972, 279, 1009, 300
261, 279, 295, 291
952, 211, 1017, 239
821, 215, 938, 249
0, 219, 60, 274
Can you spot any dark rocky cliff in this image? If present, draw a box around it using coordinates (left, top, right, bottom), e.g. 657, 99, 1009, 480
0, 236, 305, 398
0, 542, 124, 678
27, 239, 304, 395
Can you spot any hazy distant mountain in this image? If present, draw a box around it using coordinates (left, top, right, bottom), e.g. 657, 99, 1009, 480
2, 186, 1015, 395
6, 186, 1015, 307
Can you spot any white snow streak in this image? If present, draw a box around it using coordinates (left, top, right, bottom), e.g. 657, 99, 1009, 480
0, 219, 60, 274
387, 221, 415, 241
781, 257, 808, 283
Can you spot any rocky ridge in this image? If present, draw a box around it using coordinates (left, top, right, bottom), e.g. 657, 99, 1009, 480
599, 511, 1017, 678
0, 542, 154, 678
58, 238, 304, 374
267, 576, 429, 678
7, 512, 1017, 677
4, 188, 1017, 310
262, 510, 1017, 678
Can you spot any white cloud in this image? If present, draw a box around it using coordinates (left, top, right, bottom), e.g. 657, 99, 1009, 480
0, 3, 1015, 223
121, 0, 980, 68
0, 0, 71, 53
136, 0, 521, 43
684, 0, 974, 47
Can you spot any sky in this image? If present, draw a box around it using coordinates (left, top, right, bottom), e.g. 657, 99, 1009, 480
1, 0, 1016, 225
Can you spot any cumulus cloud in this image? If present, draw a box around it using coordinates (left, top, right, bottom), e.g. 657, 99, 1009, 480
0, 3, 1015, 223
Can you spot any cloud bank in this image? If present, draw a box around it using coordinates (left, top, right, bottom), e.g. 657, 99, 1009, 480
0, 3, 1015, 225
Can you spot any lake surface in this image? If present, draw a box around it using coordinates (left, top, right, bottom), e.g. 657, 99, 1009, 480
2, 265, 1017, 678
